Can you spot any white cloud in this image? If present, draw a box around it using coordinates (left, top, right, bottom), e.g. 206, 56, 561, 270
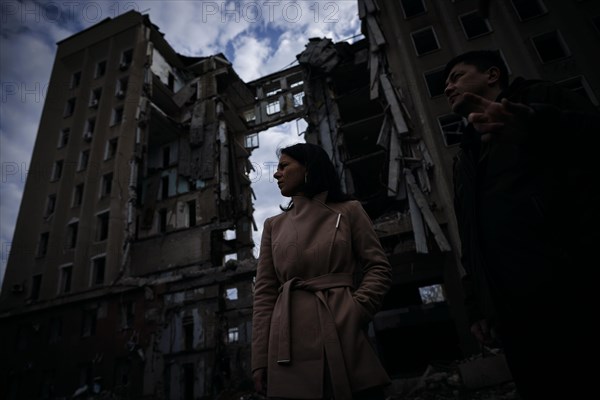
231, 35, 272, 81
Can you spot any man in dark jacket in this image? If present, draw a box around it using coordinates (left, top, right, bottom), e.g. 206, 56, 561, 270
444, 50, 599, 399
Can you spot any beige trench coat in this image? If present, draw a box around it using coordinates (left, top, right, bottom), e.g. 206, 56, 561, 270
252, 193, 392, 399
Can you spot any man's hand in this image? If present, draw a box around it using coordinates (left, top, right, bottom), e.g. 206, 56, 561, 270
470, 319, 495, 346
253, 368, 267, 395
463, 92, 534, 143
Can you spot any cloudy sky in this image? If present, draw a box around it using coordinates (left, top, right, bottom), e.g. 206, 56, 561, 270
0, 0, 362, 286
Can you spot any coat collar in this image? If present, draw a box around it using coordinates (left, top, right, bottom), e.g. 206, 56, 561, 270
290, 191, 329, 214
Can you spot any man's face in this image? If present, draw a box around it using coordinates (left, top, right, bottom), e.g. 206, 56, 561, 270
444, 62, 493, 117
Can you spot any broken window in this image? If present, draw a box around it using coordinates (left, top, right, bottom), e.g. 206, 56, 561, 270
121, 302, 134, 329
423, 68, 446, 98
111, 107, 124, 125
265, 84, 282, 97
31, 274, 42, 300
161, 176, 170, 199
95, 60, 106, 79
223, 229, 236, 241
89, 88, 101, 108
183, 364, 194, 400
37, 233, 49, 257
73, 183, 84, 207
91, 256, 106, 286
183, 316, 194, 350
46, 194, 56, 216
66, 222, 78, 249
293, 92, 304, 107
244, 110, 256, 122
81, 309, 97, 337
400, 0, 426, 18
163, 146, 171, 167
411, 26, 440, 56
120, 49, 133, 70
459, 11, 492, 39
105, 138, 118, 160
558, 75, 599, 106
116, 77, 128, 98
437, 114, 466, 146
511, 0, 547, 21
159, 208, 167, 233
96, 212, 109, 241
227, 327, 239, 343
84, 118, 95, 142
224, 253, 238, 263
532, 30, 570, 63
225, 288, 238, 300
64, 98, 76, 117
78, 150, 90, 171
101, 172, 113, 197
70, 71, 81, 89
266, 100, 281, 115
58, 128, 70, 148
48, 317, 62, 344
187, 200, 196, 227
59, 265, 73, 293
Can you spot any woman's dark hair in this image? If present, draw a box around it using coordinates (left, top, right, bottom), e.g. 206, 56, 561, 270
278, 143, 350, 210
443, 50, 509, 89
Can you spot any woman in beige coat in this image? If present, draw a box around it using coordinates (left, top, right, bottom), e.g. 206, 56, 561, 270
252, 143, 392, 399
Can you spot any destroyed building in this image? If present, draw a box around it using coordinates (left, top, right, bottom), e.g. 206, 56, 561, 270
1, 0, 600, 398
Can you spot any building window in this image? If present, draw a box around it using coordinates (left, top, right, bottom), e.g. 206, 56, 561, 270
183, 316, 194, 350
293, 92, 304, 107
183, 363, 194, 400
161, 176, 170, 199
64, 98, 76, 117
245, 133, 259, 149
89, 88, 101, 108
105, 138, 118, 160
411, 26, 440, 56
225, 287, 238, 300
558, 76, 599, 106
159, 208, 167, 233
116, 77, 128, 98
31, 274, 42, 300
424, 68, 446, 98
48, 317, 63, 344
400, 0, 426, 18
593, 15, 600, 34
120, 49, 133, 70
51, 160, 63, 181
97, 211, 109, 241
187, 200, 196, 227
532, 30, 570, 63
78, 150, 90, 171
459, 11, 492, 39
59, 265, 73, 293
438, 114, 466, 146
168, 71, 175, 91
111, 107, 124, 125
46, 194, 56, 216
91, 256, 106, 286
66, 221, 78, 249
73, 183, 84, 206
58, 128, 70, 148
101, 172, 113, 197
266, 100, 280, 115
37, 233, 49, 257
227, 327, 239, 343
70, 71, 81, 89
511, 0, 547, 21
81, 308, 97, 336
95, 60, 106, 78
163, 146, 171, 167
83, 118, 95, 142
120, 302, 134, 329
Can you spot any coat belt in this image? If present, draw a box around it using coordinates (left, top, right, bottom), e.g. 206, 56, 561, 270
277, 273, 354, 399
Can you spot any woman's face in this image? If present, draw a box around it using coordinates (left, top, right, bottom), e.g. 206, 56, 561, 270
273, 153, 306, 197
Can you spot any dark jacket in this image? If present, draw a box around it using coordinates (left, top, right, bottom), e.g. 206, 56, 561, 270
453, 78, 600, 325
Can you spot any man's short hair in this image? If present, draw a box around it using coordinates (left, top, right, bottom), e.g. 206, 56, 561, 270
443, 50, 509, 89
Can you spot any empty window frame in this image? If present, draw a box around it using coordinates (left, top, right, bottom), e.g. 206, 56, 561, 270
293, 92, 304, 107
105, 138, 118, 160
78, 150, 90, 171
51, 160, 64, 181
438, 114, 466, 146
225, 287, 238, 300
73, 183, 84, 206
101, 172, 113, 197
66, 221, 79, 249
459, 11, 492, 39
120, 49, 133, 70
64, 98, 76, 117
95, 60, 107, 78
48, 317, 63, 344
89, 88, 101, 108
81, 308, 97, 336
423, 68, 446, 98
227, 327, 240, 343
558, 75, 599, 106
411, 26, 440, 56
400, 0, 426, 18
46, 194, 56, 216
116, 77, 128, 98
91, 256, 106, 286
532, 30, 570, 63
70, 71, 81, 89
159, 208, 167, 233
187, 200, 196, 227
96, 211, 110, 241
511, 0, 547, 21
37, 233, 49, 257
59, 264, 73, 294
58, 128, 70, 148
31, 274, 42, 300
83, 118, 95, 142
111, 107, 124, 125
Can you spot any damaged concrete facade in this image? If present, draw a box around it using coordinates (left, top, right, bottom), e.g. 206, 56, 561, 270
3, 1, 600, 398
